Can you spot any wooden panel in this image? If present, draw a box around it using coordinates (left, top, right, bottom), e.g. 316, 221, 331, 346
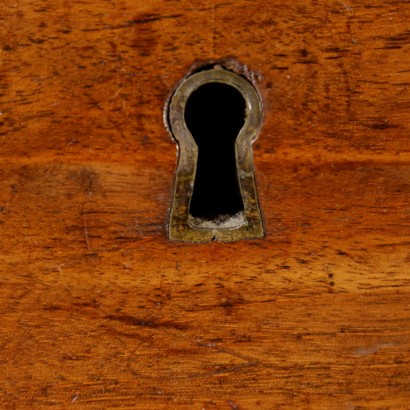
1, 0, 409, 408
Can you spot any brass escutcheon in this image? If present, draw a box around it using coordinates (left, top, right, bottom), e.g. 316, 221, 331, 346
166, 64, 264, 242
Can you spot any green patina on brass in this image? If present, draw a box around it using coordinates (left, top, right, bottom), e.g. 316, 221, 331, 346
166, 65, 264, 242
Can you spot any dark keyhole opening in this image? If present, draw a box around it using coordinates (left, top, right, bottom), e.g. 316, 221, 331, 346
184, 82, 246, 221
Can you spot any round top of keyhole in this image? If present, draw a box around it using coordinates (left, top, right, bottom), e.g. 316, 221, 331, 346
184, 82, 246, 146
167, 67, 263, 150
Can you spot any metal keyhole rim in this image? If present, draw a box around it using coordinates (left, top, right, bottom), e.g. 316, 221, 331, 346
167, 66, 264, 242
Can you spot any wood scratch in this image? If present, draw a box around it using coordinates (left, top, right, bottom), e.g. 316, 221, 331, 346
183, 360, 258, 379
197, 340, 259, 364
128, 360, 258, 381
82, 204, 91, 252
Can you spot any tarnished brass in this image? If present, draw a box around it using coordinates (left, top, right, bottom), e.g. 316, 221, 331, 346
166, 65, 264, 242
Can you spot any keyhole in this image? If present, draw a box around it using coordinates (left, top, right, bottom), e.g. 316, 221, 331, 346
185, 82, 246, 221
166, 63, 264, 242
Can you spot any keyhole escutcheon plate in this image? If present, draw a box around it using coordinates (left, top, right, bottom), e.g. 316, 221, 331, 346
166, 65, 264, 242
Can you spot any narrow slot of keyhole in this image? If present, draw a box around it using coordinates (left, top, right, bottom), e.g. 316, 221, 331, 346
184, 82, 246, 223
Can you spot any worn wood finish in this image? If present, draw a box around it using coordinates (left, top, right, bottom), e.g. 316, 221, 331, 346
1, 0, 409, 408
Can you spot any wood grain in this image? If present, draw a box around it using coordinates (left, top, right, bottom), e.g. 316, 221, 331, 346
1, 0, 409, 408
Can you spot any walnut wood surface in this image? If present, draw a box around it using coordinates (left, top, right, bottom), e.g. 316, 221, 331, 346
1, 0, 409, 408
